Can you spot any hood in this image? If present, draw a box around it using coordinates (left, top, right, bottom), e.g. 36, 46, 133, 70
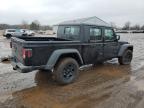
119, 41, 129, 45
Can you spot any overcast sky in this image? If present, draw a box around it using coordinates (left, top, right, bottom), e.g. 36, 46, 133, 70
0, 0, 144, 26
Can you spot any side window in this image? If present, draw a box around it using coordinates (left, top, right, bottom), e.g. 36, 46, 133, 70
8, 30, 16, 32
70, 26, 80, 36
64, 27, 71, 35
90, 28, 102, 41
16, 29, 20, 32
104, 29, 115, 41
64, 26, 80, 40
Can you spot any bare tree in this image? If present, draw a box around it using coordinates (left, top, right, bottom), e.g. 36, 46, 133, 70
110, 22, 117, 29
131, 24, 140, 30
0, 24, 9, 30
21, 20, 29, 29
122, 21, 131, 30
141, 25, 144, 30
30, 20, 40, 30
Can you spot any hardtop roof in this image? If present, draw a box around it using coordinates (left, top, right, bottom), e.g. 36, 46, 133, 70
58, 16, 111, 27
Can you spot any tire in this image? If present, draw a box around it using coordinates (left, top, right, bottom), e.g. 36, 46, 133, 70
31, 33, 35, 36
6, 34, 12, 39
53, 58, 79, 85
118, 50, 133, 65
13, 67, 17, 70
22, 34, 27, 36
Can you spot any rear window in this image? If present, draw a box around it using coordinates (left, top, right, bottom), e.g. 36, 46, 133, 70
64, 26, 80, 35
64, 26, 80, 40
90, 28, 102, 41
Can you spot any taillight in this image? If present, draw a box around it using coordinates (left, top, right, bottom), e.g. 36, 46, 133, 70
22, 48, 32, 59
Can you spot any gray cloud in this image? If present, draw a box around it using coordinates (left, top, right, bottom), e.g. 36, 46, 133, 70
0, 0, 144, 26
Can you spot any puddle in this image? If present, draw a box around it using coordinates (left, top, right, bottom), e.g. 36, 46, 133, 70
133, 80, 144, 91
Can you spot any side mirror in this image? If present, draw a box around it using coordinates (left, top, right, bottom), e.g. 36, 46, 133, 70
116, 35, 120, 40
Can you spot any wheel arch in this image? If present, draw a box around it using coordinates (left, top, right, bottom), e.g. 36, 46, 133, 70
6, 34, 12, 36
118, 44, 133, 57
45, 49, 84, 70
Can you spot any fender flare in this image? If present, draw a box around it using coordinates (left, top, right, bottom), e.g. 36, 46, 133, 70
118, 44, 133, 57
45, 49, 83, 70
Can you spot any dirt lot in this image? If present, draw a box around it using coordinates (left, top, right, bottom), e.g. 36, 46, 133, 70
0, 30, 4, 36
0, 34, 144, 108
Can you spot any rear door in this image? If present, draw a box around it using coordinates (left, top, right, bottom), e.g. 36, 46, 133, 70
82, 26, 104, 64
103, 28, 119, 59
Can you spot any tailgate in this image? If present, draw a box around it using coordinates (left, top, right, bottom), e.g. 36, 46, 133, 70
11, 38, 24, 64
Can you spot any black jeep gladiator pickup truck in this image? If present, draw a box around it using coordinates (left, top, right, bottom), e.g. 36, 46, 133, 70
11, 17, 133, 84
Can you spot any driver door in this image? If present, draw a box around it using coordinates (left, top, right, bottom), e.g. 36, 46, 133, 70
103, 28, 119, 59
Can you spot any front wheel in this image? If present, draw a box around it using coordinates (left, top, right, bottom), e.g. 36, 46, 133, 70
118, 50, 133, 65
53, 58, 79, 85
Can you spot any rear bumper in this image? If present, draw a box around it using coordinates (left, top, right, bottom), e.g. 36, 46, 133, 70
11, 61, 42, 73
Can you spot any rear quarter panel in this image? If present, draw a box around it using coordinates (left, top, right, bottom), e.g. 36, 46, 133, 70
19, 42, 82, 66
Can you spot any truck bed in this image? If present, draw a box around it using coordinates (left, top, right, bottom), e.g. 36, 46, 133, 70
11, 36, 81, 67
18, 36, 69, 41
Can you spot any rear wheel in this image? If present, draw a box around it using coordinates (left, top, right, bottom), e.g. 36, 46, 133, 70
6, 34, 12, 39
53, 58, 79, 85
118, 50, 133, 65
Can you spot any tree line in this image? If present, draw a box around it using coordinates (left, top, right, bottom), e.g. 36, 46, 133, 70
0, 20, 52, 30
121, 22, 144, 30
0, 20, 144, 31
110, 22, 144, 30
